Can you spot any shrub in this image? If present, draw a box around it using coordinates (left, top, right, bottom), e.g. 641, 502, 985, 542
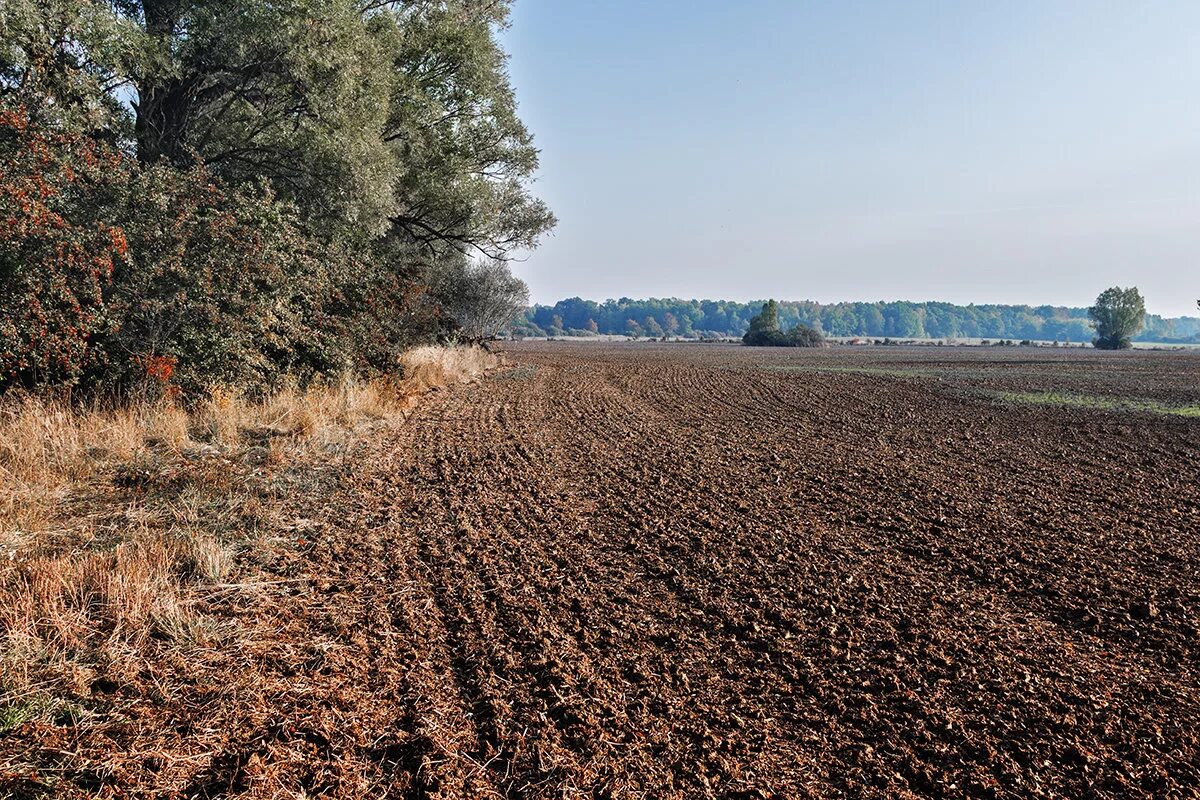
785, 324, 826, 348
429, 259, 530, 343
86, 166, 337, 396
329, 254, 443, 377
0, 107, 129, 389
0, 119, 443, 399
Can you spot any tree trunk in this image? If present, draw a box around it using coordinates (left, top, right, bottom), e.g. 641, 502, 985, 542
133, 1, 194, 166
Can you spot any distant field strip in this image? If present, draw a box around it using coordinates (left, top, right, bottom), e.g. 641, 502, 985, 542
762, 364, 942, 378
761, 364, 1200, 417
993, 390, 1200, 418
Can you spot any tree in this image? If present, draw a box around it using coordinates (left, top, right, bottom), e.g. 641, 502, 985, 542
1088, 287, 1145, 350
2, 0, 558, 397
379, 1, 556, 259
4, 0, 554, 257
677, 313, 695, 337
429, 259, 529, 342
743, 300, 780, 344
743, 299, 824, 347
523, 296, 1200, 343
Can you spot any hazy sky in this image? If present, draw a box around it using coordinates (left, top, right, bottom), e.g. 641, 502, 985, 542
502, 1, 1200, 316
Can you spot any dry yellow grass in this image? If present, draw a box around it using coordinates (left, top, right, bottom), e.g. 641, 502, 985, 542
0, 345, 500, 537
0, 345, 501, 731
0, 398, 189, 537
399, 343, 499, 393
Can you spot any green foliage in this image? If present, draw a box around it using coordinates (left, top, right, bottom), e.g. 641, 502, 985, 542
3, 0, 553, 256
0, 0, 134, 134
328, 250, 442, 376
742, 300, 825, 347
97, 167, 352, 395
377, 1, 556, 258
128, 0, 399, 235
745, 300, 780, 339
1088, 287, 1145, 350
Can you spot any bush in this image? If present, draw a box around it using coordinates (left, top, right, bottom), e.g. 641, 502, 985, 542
0, 110, 441, 400
0, 107, 130, 390
785, 324, 825, 348
0, 120, 509, 400
329, 253, 443, 377
93, 166, 352, 397
743, 326, 825, 347
428, 259, 530, 343
742, 300, 825, 347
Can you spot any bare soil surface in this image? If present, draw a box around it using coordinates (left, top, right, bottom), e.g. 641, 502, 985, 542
7, 343, 1200, 798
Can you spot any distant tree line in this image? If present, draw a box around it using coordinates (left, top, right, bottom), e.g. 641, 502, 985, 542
520, 297, 1200, 343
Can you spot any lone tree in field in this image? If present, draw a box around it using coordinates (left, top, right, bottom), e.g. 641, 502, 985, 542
1088, 287, 1145, 350
745, 300, 781, 342
743, 300, 825, 347
431, 260, 529, 342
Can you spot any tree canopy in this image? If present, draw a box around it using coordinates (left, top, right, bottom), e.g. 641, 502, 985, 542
1, 0, 554, 254
1089, 287, 1146, 350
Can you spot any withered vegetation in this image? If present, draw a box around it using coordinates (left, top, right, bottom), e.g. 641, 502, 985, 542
0, 347, 499, 754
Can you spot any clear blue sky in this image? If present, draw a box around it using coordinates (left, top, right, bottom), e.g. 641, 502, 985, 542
502, 1, 1200, 316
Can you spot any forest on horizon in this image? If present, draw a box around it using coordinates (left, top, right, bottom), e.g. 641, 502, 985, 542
522, 297, 1200, 344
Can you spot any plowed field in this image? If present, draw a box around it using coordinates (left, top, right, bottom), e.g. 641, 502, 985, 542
10, 343, 1200, 798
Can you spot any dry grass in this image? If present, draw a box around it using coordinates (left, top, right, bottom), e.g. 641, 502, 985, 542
399, 343, 498, 393
0, 399, 189, 537
0, 345, 500, 734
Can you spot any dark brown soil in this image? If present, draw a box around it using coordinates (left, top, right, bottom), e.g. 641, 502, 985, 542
7, 343, 1200, 798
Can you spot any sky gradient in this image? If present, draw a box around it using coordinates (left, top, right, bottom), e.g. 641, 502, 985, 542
502, 1, 1200, 316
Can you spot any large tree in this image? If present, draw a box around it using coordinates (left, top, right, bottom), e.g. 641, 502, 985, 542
376, 1, 555, 258
2, 0, 554, 394
1088, 286, 1145, 350
3, 0, 554, 256
125, 0, 397, 235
